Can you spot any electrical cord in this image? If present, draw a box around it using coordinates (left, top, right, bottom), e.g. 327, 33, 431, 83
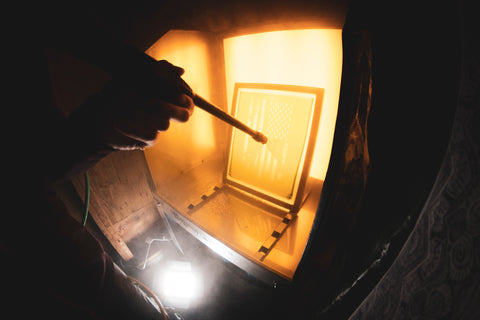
126, 275, 169, 320
81, 172, 168, 319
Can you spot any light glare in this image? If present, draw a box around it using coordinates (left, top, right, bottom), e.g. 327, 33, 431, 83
157, 261, 202, 308
224, 29, 343, 180
163, 270, 198, 300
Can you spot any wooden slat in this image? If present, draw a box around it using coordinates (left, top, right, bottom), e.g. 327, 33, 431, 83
108, 204, 159, 243
72, 150, 156, 261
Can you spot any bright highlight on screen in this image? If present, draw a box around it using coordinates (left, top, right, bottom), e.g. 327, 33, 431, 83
226, 83, 324, 211
157, 261, 202, 308
224, 29, 343, 181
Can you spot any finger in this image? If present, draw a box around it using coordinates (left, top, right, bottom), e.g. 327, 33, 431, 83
116, 107, 175, 138
172, 65, 185, 76
114, 120, 158, 145
155, 60, 185, 77
175, 94, 195, 116
166, 102, 191, 123
104, 128, 150, 150
113, 114, 168, 145
109, 134, 150, 151
134, 108, 172, 132
146, 100, 193, 123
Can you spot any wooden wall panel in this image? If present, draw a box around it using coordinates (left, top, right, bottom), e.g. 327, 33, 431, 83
72, 150, 157, 260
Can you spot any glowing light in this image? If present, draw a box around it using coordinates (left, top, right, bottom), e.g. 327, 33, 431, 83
162, 271, 198, 299
157, 261, 202, 309
224, 29, 343, 180
226, 84, 322, 209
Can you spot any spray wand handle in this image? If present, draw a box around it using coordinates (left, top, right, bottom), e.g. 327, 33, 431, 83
169, 74, 268, 144
191, 94, 268, 144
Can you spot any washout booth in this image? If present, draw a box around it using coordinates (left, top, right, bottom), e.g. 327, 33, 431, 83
34, 0, 463, 319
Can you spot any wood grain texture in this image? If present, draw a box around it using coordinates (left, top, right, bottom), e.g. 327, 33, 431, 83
73, 150, 156, 260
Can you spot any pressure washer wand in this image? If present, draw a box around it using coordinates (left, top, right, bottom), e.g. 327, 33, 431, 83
192, 94, 268, 144
50, 21, 267, 143
170, 74, 268, 144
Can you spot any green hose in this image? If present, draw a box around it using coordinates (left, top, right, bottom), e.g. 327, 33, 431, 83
83, 171, 90, 227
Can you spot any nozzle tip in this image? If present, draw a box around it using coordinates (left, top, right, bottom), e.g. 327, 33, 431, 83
253, 132, 268, 144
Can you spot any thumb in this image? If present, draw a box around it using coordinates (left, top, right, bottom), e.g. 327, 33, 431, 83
154, 60, 185, 77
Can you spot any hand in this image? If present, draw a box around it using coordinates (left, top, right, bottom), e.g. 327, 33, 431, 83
104, 91, 194, 150
81, 61, 195, 150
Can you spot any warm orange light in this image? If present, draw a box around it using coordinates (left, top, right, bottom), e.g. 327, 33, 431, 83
224, 29, 343, 180
226, 84, 323, 210
143, 28, 343, 282
145, 30, 216, 171
229, 90, 313, 198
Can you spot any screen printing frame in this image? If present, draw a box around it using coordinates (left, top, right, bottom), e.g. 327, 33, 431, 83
225, 83, 324, 212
